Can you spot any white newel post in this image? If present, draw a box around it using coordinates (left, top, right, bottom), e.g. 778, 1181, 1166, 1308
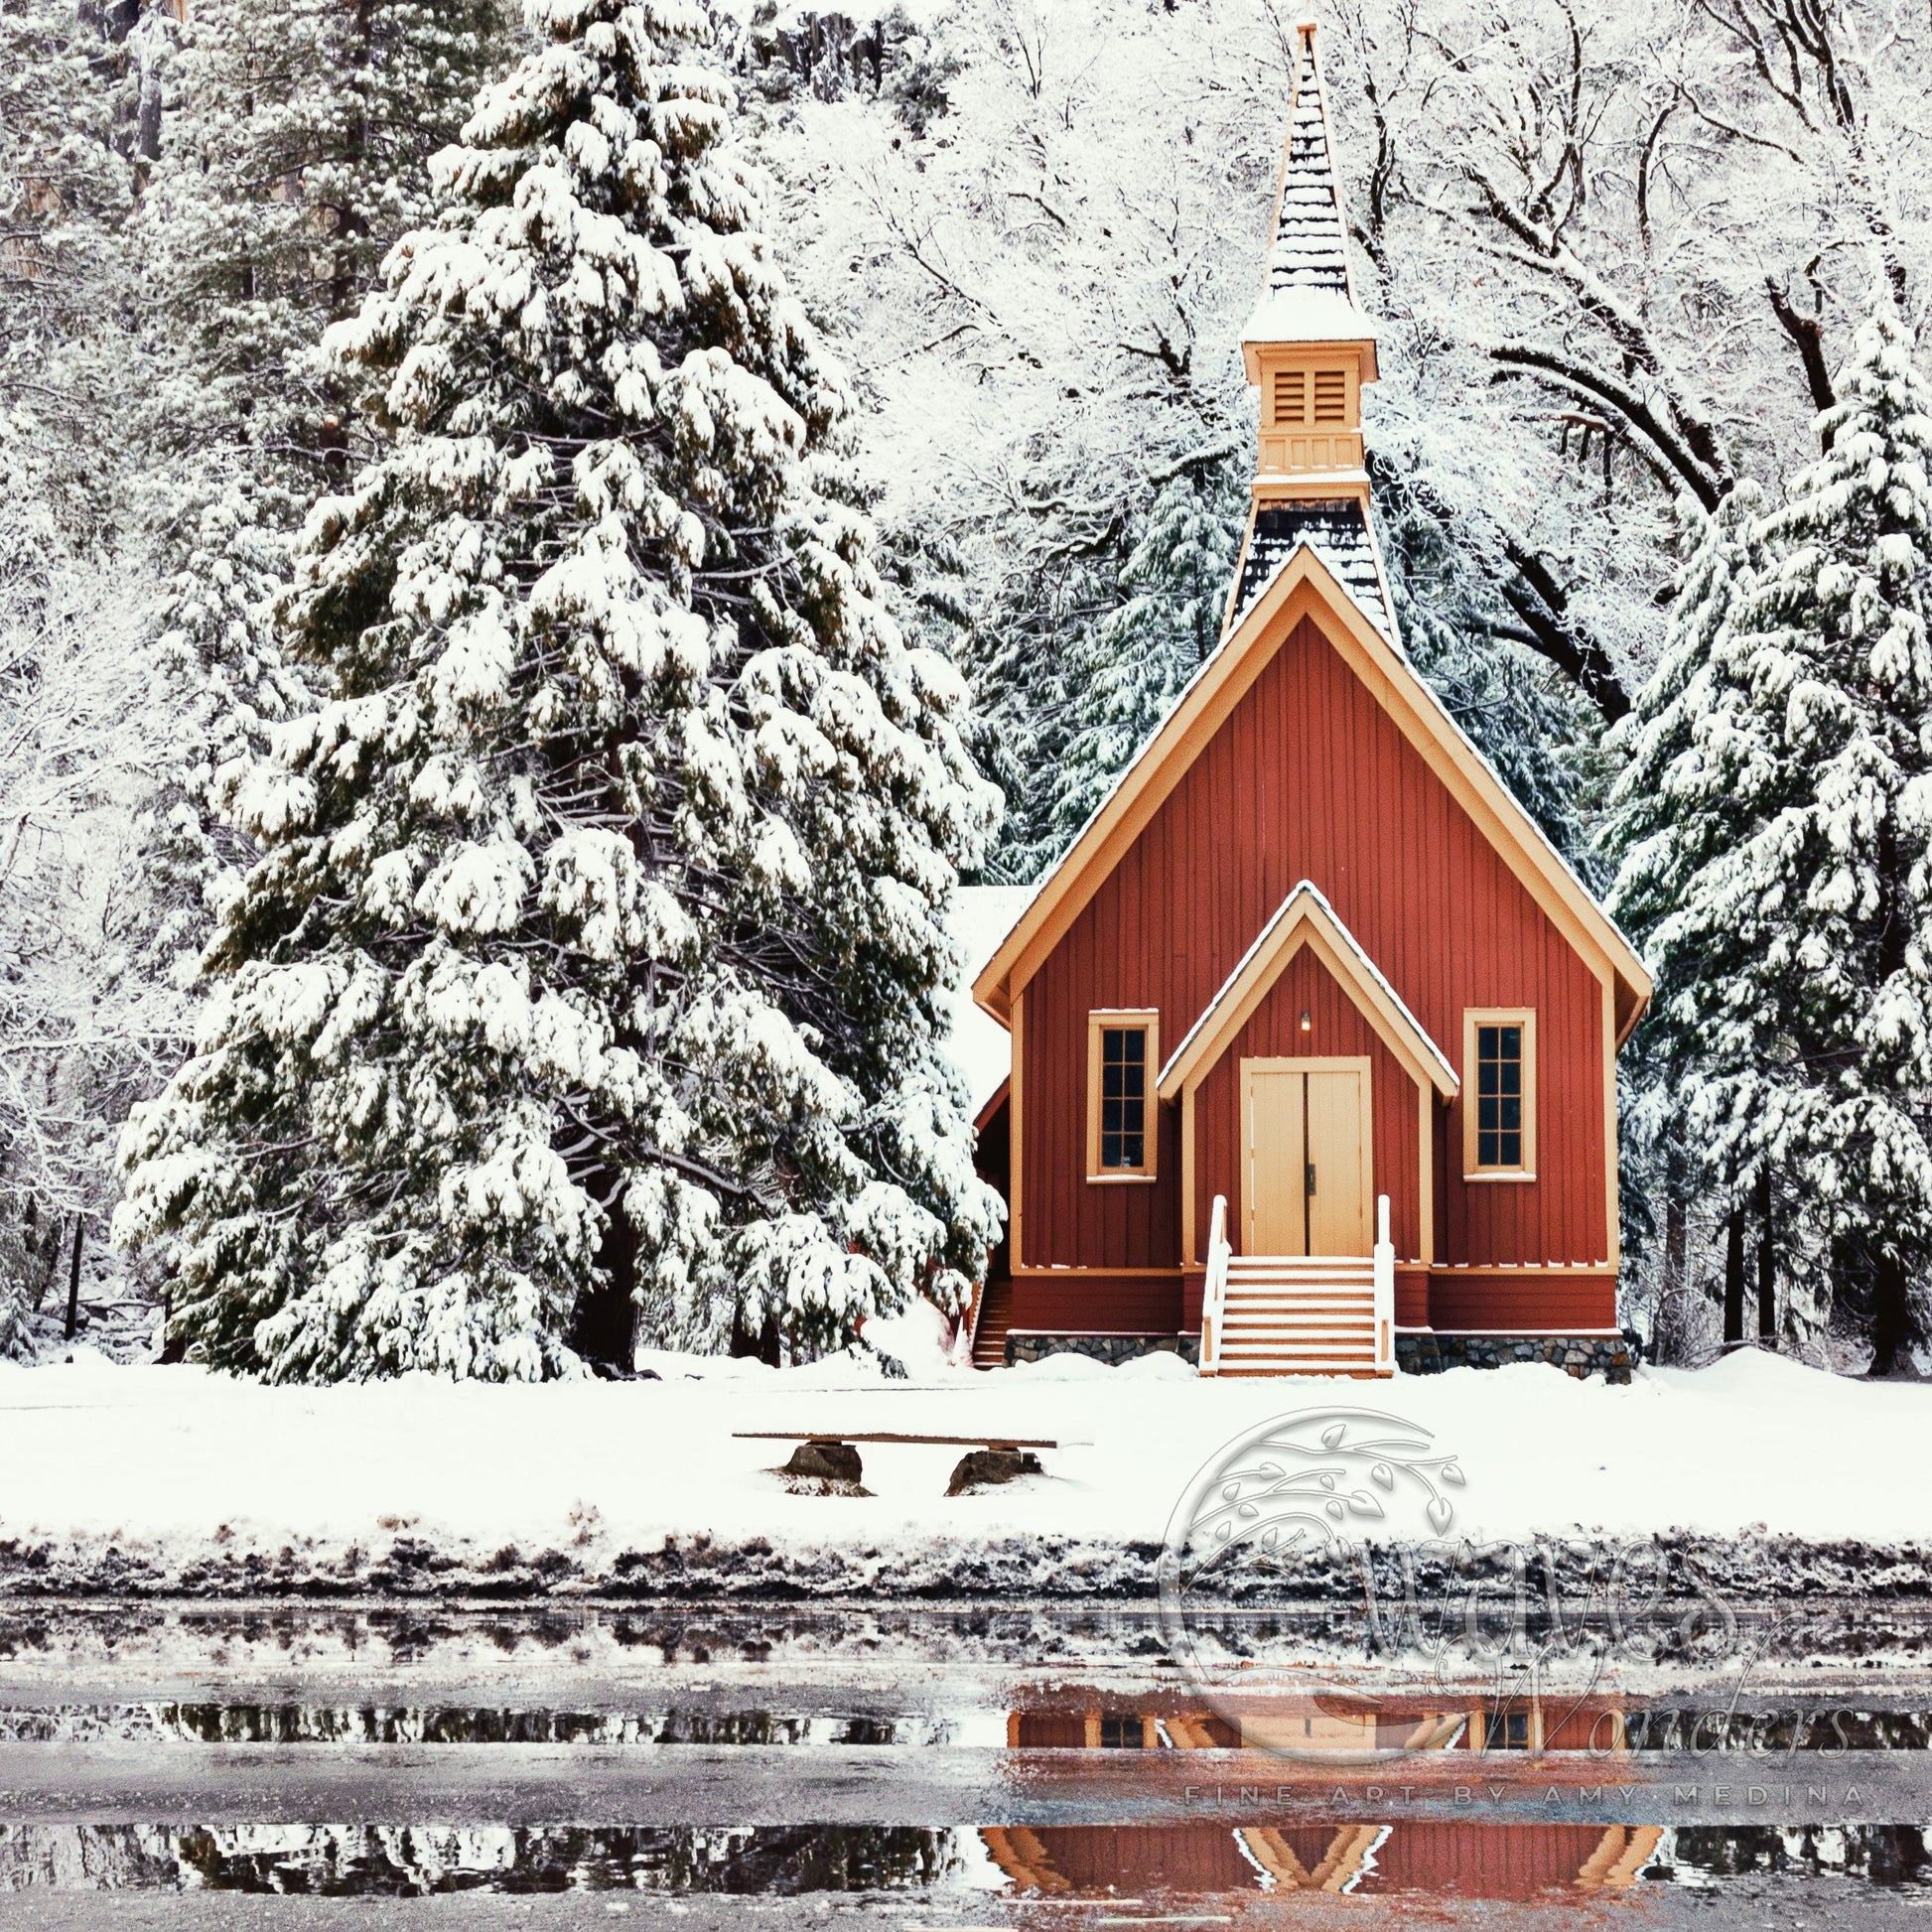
1373, 1193, 1395, 1374
1202, 1194, 1230, 1376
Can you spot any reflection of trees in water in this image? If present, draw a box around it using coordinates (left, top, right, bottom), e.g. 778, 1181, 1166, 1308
0, 1705, 906, 1746
1623, 1710, 1932, 1753
3, 1824, 1931, 1897
0, 1826, 184, 1892
1663, 1827, 1930, 1888
0, 1826, 961, 1895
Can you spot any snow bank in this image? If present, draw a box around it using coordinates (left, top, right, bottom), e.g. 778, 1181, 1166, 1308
0, 1348, 1924, 1601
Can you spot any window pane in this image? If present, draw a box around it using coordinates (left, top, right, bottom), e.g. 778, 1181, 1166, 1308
1098, 1025, 1148, 1170
1473, 1020, 1526, 1169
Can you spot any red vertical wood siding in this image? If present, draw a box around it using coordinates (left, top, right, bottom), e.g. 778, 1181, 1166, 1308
1190, 948, 1422, 1261
1021, 614, 1607, 1296
1362, 1824, 1612, 1897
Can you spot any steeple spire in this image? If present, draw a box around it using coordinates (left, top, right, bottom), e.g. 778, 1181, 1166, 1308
1241, 14, 1379, 508
1266, 16, 1357, 305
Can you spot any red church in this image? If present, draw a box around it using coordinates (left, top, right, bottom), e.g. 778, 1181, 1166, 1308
962, 21, 1651, 1378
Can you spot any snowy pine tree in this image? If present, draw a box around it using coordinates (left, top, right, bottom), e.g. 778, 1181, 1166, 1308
0, 2, 137, 490
1603, 485, 1771, 1352
138, 0, 520, 481
126, 0, 523, 1012
1049, 465, 1243, 846
115, 0, 1003, 1382
1675, 307, 1932, 1373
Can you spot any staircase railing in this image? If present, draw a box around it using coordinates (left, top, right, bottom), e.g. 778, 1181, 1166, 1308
1373, 1192, 1395, 1373
1201, 1194, 1230, 1376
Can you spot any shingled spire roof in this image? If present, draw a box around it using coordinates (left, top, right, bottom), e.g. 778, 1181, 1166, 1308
1269, 24, 1353, 300
1242, 18, 1377, 350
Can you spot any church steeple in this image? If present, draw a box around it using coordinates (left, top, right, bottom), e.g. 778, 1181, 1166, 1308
1242, 16, 1379, 508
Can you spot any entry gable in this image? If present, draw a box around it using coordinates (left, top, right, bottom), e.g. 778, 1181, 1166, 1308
1158, 881, 1458, 1104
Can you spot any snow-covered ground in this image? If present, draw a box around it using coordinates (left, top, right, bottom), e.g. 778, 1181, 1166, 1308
0, 1347, 1922, 1600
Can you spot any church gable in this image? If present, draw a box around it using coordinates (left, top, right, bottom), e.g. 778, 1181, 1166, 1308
1013, 593, 1613, 1277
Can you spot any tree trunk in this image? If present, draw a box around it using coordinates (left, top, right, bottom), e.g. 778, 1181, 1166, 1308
1754, 1167, 1776, 1345
158, 1288, 188, 1365
572, 1181, 639, 1372
1722, 1205, 1744, 1347
63, 1214, 83, 1342
1868, 1253, 1919, 1377
1660, 1155, 1688, 1363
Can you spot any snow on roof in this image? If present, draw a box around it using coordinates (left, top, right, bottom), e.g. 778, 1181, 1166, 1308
1241, 288, 1379, 347
1230, 498, 1394, 639
1271, 30, 1352, 298
942, 884, 1033, 1115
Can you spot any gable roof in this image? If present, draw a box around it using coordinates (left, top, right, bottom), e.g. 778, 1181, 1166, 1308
1157, 881, 1458, 1103
971, 541, 1653, 1040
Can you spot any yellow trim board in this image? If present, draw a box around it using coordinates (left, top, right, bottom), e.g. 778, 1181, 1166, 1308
1084, 1009, 1160, 1181
1461, 1007, 1538, 1180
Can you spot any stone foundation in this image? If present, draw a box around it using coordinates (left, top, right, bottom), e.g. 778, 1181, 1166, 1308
1000, 1330, 1633, 1380
1396, 1331, 1635, 1383
1005, 1331, 1201, 1368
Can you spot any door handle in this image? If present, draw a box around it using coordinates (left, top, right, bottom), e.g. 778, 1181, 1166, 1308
1305, 1163, 1316, 1196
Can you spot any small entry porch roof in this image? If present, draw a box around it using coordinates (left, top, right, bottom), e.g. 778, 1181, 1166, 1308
1157, 879, 1458, 1104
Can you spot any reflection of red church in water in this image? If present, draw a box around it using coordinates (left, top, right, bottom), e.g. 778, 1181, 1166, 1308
986, 1697, 1662, 1900
981, 1820, 1661, 1899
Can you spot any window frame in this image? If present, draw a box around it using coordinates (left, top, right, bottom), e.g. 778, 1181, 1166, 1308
1461, 1008, 1537, 1181
1086, 1009, 1160, 1183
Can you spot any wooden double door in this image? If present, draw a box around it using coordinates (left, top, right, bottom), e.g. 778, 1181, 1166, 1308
1241, 1056, 1371, 1256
